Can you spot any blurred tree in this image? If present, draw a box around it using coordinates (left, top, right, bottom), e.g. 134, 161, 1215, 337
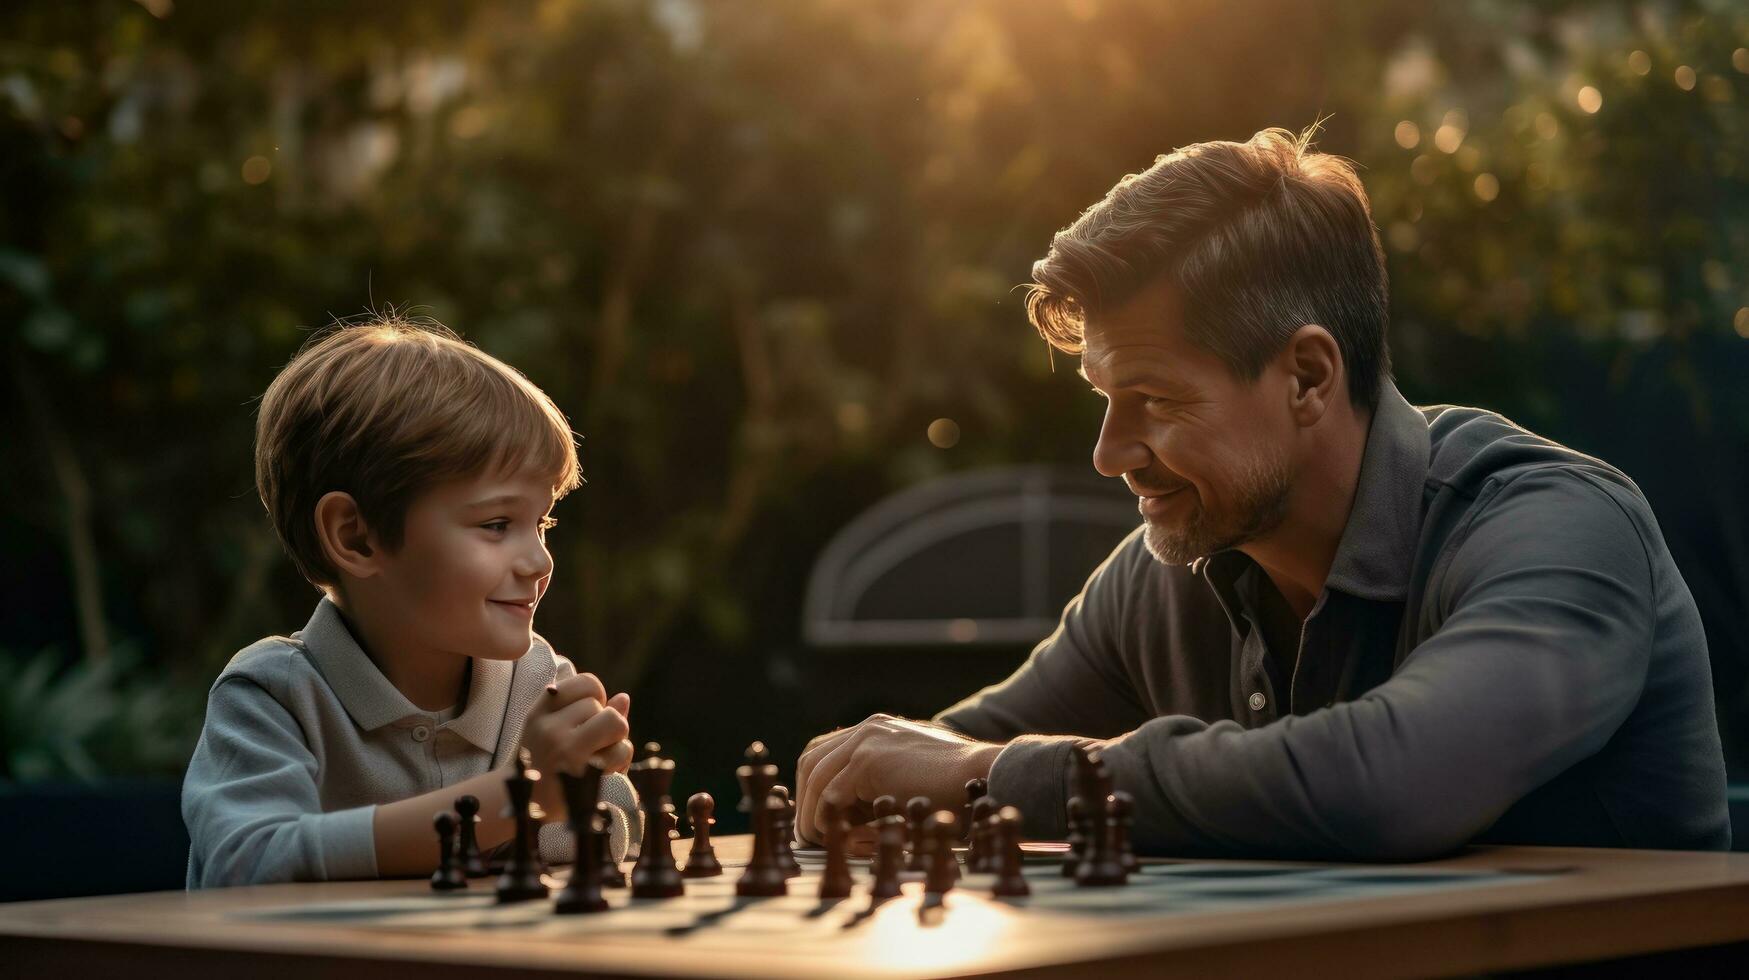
1, 0, 1744, 779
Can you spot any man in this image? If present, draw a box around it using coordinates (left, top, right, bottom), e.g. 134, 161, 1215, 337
794, 126, 1729, 859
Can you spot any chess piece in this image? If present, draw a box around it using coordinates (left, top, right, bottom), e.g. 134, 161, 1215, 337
968, 797, 998, 872
817, 800, 855, 899
628, 743, 685, 898
1062, 795, 1089, 878
904, 797, 932, 872
961, 777, 988, 841
555, 765, 609, 912
683, 792, 723, 878
868, 815, 906, 901
1076, 796, 1128, 887
592, 801, 625, 889
735, 741, 788, 896
495, 748, 549, 903
453, 795, 488, 878
923, 811, 959, 896
990, 807, 1030, 898
770, 785, 802, 879
430, 812, 468, 891
872, 795, 900, 823
1110, 790, 1139, 874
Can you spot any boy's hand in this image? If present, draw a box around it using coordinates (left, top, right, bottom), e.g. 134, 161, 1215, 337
518, 672, 634, 817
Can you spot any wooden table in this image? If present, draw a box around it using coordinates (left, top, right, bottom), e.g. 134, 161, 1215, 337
3, 835, 1748, 978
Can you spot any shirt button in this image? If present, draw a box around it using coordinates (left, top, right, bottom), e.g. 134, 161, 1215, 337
412, 725, 431, 742
1248, 692, 1267, 712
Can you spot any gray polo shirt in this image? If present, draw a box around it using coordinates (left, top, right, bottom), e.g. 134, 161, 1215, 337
183, 597, 640, 888
938, 381, 1730, 858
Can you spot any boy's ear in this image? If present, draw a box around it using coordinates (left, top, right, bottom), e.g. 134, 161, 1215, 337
314, 491, 381, 580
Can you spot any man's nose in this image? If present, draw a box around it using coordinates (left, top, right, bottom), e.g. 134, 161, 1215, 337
1092, 405, 1150, 479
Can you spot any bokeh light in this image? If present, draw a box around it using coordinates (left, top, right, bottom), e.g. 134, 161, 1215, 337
927, 418, 961, 449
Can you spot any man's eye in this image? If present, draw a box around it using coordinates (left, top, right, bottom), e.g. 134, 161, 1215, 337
1144, 395, 1174, 408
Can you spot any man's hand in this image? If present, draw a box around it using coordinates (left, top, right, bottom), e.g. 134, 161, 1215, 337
794, 714, 1002, 845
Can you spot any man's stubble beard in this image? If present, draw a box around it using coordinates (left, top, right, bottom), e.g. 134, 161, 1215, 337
1141, 449, 1293, 566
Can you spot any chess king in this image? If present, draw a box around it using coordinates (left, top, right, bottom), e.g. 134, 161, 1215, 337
795, 124, 1730, 859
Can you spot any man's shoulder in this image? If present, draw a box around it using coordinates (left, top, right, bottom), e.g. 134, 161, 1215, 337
1417, 402, 1644, 507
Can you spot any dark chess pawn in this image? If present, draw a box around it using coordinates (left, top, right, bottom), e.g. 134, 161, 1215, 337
1062, 795, 1089, 878
430, 812, 468, 891
961, 777, 988, 841
735, 741, 787, 897
904, 797, 933, 872
990, 807, 1030, 898
495, 748, 549, 903
682, 792, 723, 878
593, 801, 626, 889
453, 795, 488, 878
923, 811, 959, 896
1110, 790, 1139, 875
628, 744, 685, 899
872, 795, 900, 823
817, 800, 855, 900
769, 785, 802, 879
868, 815, 907, 902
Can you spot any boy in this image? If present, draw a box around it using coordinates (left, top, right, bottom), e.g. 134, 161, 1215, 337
183, 315, 639, 887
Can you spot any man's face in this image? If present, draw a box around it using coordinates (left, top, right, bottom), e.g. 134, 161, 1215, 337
1081, 279, 1295, 565
370, 466, 558, 662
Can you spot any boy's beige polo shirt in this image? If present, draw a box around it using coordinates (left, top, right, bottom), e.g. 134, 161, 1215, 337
182, 597, 640, 888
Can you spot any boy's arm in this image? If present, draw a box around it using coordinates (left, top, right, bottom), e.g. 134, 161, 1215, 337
183, 677, 377, 887
372, 767, 517, 877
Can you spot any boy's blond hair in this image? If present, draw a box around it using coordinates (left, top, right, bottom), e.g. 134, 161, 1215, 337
254, 315, 582, 593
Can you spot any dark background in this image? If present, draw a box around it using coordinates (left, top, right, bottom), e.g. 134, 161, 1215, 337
3, 0, 1747, 882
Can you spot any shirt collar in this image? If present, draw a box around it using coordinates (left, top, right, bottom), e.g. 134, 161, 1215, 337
1321, 380, 1430, 601
1192, 380, 1430, 605
296, 596, 519, 753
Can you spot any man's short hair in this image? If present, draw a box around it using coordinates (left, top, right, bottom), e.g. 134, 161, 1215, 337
254, 314, 582, 592
1026, 125, 1391, 413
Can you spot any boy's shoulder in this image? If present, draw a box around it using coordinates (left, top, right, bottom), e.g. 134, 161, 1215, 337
205, 631, 327, 708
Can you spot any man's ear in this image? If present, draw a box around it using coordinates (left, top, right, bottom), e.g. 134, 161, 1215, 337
314, 491, 382, 581
1281, 324, 1343, 427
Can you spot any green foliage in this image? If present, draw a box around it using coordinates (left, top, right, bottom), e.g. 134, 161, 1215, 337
1, 0, 1746, 774
0, 645, 201, 784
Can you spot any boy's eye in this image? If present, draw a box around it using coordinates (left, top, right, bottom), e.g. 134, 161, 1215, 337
482, 521, 510, 533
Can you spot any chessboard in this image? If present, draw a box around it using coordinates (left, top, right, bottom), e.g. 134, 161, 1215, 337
6, 836, 1749, 978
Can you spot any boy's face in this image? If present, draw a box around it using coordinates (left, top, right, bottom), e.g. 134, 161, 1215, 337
370, 466, 558, 662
